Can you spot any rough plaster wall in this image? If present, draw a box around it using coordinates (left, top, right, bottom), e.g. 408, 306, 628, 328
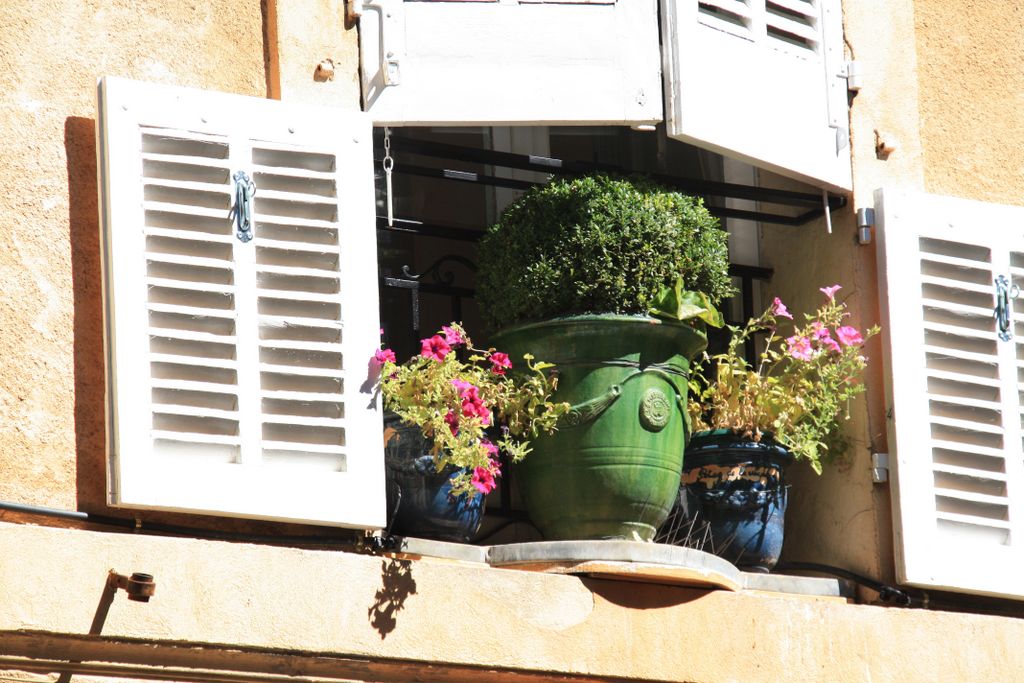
274, 0, 362, 107
915, 1, 1024, 203
5, 522, 1024, 682
0, 1, 264, 511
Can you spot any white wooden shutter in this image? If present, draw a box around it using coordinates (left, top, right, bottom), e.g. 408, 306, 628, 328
355, 0, 662, 126
661, 0, 851, 190
96, 77, 385, 528
876, 188, 1024, 599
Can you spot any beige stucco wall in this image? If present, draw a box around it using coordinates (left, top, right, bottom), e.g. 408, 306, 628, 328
0, 1, 359, 524
272, 0, 362, 106
4, 521, 1024, 683
0, 0, 265, 513
914, 1, 1024, 203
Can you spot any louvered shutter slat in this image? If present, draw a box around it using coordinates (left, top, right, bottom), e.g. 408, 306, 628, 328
877, 188, 1024, 599
151, 431, 242, 447
98, 77, 384, 528
146, 278, 234, 296
765, 2, 820, 48
929, 438, 1006, 460
933, 463, 1009, 481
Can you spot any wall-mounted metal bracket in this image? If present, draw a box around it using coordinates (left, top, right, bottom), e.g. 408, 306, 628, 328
843, 60, 864, 92
857, 206, 875, 245
55, 571, 155, 683
872, 452, 890, 483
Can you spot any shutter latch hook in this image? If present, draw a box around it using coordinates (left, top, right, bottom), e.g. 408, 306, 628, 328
230, 170, 256, 243
995, 275, 1019, 342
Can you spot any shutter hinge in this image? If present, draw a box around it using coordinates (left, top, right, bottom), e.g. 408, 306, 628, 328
871, 452, 890, 484
352, 0, 403, 87
841, 60, 863, 92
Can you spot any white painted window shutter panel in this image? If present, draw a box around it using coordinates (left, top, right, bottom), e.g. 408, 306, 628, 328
96, 77, 385, 529
876, 188, 1024, 599
661, 0, 851, 190
356, 0, 662, 126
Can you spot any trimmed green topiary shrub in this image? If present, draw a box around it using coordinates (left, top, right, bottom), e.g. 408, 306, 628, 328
476, 174, 733, 330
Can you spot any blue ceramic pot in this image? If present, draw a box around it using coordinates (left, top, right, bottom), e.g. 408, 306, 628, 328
678, 430, 793, 571
383, 415, 485, 543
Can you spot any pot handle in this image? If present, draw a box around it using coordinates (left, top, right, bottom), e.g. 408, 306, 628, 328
562, 384, 622, 427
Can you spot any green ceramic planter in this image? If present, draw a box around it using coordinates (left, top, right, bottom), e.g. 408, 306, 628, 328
493, 315, 707, 541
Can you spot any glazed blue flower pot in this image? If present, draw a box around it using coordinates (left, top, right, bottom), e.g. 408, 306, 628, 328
678, 430, 793, 571
383, 415, 485, 543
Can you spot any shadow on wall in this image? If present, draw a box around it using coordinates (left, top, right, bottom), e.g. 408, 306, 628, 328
368, 558, 418, 639
65, 116, 108, 513
581, 576, 709, 609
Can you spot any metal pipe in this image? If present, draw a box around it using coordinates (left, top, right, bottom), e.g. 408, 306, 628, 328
1, 657, 340, 683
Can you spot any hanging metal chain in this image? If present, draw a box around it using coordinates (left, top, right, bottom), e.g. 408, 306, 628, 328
230, 170, 256, 243
995, 275, 1019, 342
383, 127, 394, 227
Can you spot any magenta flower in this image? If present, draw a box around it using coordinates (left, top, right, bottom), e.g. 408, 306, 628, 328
373, 348, 396, 365
420, 334, 452, 361
820, 284, 842, 300
772, 297, 793, 320
819, 334, 841, 353
481, 439, 499, 458
836, 326, 864, 346
786, 335, 814, 360
442, 325, 465, 347
450, 378, 475, 394
810, 321, 829, 339
457, 384, 491, 426
490, 352, 512, 375
443, 410, 459, 435
471, 466, 497, 495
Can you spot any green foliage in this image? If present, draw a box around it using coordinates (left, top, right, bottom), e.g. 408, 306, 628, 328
375, 323, 569, 498
687, 287, 880, 474
649, 279, 725, 328
476, 174, 733, 330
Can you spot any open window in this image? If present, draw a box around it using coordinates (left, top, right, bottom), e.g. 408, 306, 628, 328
96, 77, 385, 528
876, 188, 1024, 599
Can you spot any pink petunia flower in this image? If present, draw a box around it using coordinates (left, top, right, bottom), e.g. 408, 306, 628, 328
471, 466, 497, 494
450, 378, 474, 394
820, 284, 842, 300
772, 297, 793, 320
480, 439, 499, 458
373, 348, 396, 365
462, 399, 492, 427
442, 325, 465, 347
810, 321, 830, 339
490, 352, 512, 375
456, 384, 492, 426
420, 335, 452, 361
818, 334, 841, 353
836, 326, 864, 346
786, 335, 814, 361
443, 410, 459, 435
